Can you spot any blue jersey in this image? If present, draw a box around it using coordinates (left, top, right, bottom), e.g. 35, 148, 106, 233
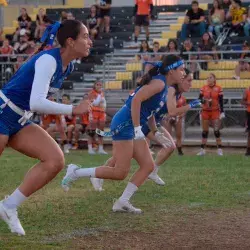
2, 48, 73, 111
111, 74, 167, 140
125, 74, 167, 124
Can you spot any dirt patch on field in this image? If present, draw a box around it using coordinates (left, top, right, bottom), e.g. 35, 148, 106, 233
71, 209, 250, 250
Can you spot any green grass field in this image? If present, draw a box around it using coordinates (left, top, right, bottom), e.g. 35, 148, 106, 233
0, 148, 250, 249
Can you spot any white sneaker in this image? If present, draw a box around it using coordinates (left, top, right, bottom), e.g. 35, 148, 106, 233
148, 173, 165, 186
0, 201, 25, 236
197, 149, 206, 156
88, 149, 96, 155
217, 148, 223, 156
63, 144, 71, 154
90, 178, 104, 191
98, 149, 108, 155
61, 164, 79, 192
112, 199, 142, 214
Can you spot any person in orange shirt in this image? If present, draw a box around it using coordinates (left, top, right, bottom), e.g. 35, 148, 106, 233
165, 95, 187, 156
40, 96, 70, 154
87, 80, 107, 155
197, 73, 225, 156
61, 94, 77, 149
133, 0, 154, 43
241, 86, 250, 156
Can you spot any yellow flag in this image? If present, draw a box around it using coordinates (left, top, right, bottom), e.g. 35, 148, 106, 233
0, 0, 8, 6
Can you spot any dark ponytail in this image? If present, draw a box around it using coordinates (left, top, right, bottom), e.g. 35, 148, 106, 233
139, 54, 183, 86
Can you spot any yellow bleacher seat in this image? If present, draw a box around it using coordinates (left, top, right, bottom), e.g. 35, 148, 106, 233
178, 16, 185, 24
105, 81, 122, 89
3, 27, 15, 35
192, 79, 250, 89
199, 70, 235, 79
116, 72, 132, 81
208, 61, 238, 70
12, 20, 18, 28
126, 63, 142, 72
153, 38, 168, 47
199, 3, 208, 10
170, 23, 182, 31
162, 31, 177, 39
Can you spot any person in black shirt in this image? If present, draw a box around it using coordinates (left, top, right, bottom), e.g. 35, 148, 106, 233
13, 8, 32, 42
96, 0, 112, 33
181, 1, 206, 40
87, 5, 100, 40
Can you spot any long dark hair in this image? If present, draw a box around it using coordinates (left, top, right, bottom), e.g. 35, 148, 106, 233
210, 0, 222, 16
35, 19, 83, 54
139, 55, 182, 86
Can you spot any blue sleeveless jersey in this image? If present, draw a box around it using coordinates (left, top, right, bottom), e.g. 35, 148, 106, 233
125, 74, 167, 124
111, 74, 167, 140
2, 48, 73, 111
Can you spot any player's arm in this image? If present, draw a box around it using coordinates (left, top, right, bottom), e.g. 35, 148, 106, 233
167, 87, 190, 116
147, 115, 158, 134
218, 88, 224, 113
30, 54, 73, 115
131, 79, 165, 127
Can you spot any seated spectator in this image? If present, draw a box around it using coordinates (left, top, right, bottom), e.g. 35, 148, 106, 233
60, 11, 68, 22
136, 40, 152, 61
14, 55, 24, 72
96, 0, 111, 33
13, 31, 29, 54
13, 8, 31, 42
226, 0, 246, 37
35, 8, 51, 41
208, 0, 225, 38
144, 41, 161, 72
0, 39, 13, 58
221, 0, 231, 11
181, 1, 206, 40
244, 8, 250, 36
87, 5, 100, 40
67, 12, 75, 20
198, 32, 219, 68
180, 39, 197, 73
166, 39, 178, 53
233, 41, 250, 80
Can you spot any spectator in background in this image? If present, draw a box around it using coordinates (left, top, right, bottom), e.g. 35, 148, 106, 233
67, 12, 75, 20
233, 41, 250, 80
221, 0, 231, 11
60, 11, 68, 22
134, 0, 153, 43
144, 41, 161, 72
180, 39, 197, 73
208, 0, 225, 38
198, 32, 219, 68
166, 39, 178, 53
13, 8, 32, 42
96, 0, 111, 33
13, 31, 29, 54
35, 8, 51, 41
227, 0, 246, 37
181, 1, 206, 41
136, 40, 152, 62
244, 8, 250, 36
87, 5, 100, 40
88, 80, 107, 155
0, 39, 13, 57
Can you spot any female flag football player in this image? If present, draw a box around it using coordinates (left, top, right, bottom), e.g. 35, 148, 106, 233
197, 73, 225, 156
0, 20, 91, 235
89, 69, 198, 187
62, 55, 200, 213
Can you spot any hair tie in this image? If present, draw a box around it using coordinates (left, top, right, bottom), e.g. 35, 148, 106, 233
41, 21, 61, 46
